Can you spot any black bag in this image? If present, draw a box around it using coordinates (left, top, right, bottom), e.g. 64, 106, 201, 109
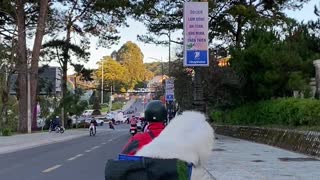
105, 155, 192, 180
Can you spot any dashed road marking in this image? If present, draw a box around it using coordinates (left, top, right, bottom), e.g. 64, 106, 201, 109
92, 146, 100, 149
102, 142, 106, 145
85, 149, 92, 153
42, 164, 62, 173
67, 154, 83, 161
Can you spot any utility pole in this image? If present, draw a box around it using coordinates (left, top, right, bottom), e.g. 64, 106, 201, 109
27, 70, 31, 133
109, 84, 112, 112
101, 61, 104, 104
168, 29, 171, 76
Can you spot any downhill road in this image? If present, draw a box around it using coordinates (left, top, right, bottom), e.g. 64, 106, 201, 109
0, 124, 130, 180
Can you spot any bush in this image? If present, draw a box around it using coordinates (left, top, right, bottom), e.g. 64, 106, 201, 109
1, 128, 12, 136
210, 111, 224, 124
211, 98, 320, 127
111, 102, 123, 111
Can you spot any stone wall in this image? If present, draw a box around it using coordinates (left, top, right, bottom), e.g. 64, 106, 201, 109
214, 125, 320, 157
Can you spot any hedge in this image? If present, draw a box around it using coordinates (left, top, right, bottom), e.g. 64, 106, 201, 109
210, 98, 320, 127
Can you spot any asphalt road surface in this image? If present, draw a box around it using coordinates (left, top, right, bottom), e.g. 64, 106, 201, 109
0, 124, 131, 180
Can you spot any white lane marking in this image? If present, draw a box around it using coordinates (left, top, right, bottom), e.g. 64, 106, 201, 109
67, 154, 83, 161
102, 142, 106, 145
42, 164, 62, 173
108, 139, 113, 142
92, 145, 100, 149
85, 149, 92, 153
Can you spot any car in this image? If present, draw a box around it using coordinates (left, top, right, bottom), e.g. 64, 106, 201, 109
106, 113, 115, 120
82, 110, 94, 116
95, 116, 106, 126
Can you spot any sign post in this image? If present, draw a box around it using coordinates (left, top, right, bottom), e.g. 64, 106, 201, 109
165, 78, 174, 102
183, 2, 209, 67
184, 1, 208, 113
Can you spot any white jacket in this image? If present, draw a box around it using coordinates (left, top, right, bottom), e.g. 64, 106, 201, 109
136, 111, 215, 180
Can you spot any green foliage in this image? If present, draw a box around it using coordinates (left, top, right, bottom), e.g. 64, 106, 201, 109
211, 98, 320, 127
170, 60, 193, 111
111, 102, 123, 111
95, 56, 128, 91
92, 96, 101, 110
131, 0, 309, 47
231, 28, 316, 101
210, 111, 224, 124
60, 90, 88, 116
1, 128, 12, 136
96, 42, 154, 91
116, 41, 148, 88
145, 62, 168, 76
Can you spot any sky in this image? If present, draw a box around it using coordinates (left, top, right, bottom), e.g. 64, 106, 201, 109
44, 0, 319, 74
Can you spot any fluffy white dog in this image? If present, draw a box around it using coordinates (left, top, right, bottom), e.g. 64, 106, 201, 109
136, 111, 215, 180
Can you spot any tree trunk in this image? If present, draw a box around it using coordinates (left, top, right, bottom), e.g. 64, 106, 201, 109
61, 62, 68, 126
16, 0, 28, 133
30, 0, 49, 130
60, 24, 72, 127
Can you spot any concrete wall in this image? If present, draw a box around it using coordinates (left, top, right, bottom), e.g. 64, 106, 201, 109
214, 125, 320, 157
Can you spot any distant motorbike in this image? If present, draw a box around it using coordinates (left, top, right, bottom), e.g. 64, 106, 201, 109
89, 123, 96, 136
109, 121, 115, 130
130, 124, 137, 136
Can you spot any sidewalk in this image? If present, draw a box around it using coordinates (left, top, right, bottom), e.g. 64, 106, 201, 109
205, 135, 320, 180
0, 129, 91, 154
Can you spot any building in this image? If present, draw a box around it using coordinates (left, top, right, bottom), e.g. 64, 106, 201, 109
9, 66, 61, 96
147, 75, 169, 92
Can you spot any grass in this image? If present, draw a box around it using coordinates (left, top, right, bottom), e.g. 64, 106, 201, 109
101, 106, 109, 113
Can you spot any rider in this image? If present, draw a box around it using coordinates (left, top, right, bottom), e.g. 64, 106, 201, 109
130, 115, 137, 127
90, 118, 98, 133
51, 116, 60, 129
121, 100, 167, 155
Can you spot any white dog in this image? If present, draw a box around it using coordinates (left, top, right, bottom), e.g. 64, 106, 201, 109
136, 111, 215, 180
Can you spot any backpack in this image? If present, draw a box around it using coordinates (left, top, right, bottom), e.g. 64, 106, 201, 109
105, 154, 193, 180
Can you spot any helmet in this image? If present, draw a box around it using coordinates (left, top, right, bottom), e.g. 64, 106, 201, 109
144, 100, 167, 122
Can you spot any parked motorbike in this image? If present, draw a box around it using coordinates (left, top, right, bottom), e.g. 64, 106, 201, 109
89, 123, 96, 136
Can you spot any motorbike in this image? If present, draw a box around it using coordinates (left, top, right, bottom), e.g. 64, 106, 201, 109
89, 123, 96, 136
129, 124, 137, 136
109, 121, 115, 130
137, 120, 142, 132
49, 123, 65, 133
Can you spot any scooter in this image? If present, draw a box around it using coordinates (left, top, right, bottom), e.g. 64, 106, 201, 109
49, 123, 65, 134
89, 123, 96, 136
130, 124, 137, 136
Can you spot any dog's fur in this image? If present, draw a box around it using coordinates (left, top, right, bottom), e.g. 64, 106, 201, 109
136, 111, 215, 180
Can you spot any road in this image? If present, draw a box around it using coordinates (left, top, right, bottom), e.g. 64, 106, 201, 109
0, 124, 130, 180
126, 98, 146, 117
